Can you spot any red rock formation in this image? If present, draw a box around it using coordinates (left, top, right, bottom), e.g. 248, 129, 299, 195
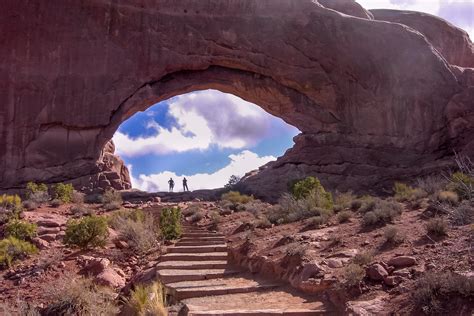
0, 0, 472, 199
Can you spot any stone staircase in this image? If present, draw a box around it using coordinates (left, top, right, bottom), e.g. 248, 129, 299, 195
158, 224, 332, 315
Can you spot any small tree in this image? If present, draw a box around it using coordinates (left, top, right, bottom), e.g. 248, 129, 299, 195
26, 182, 48, 199
52, 183, 74, 203
225, 175, 241, 189
159, 208, 181, 240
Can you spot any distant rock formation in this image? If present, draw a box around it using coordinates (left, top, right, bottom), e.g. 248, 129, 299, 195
0, 0, 472, 200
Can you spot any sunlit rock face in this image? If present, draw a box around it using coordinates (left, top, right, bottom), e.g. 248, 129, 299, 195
0, 0, 472, 199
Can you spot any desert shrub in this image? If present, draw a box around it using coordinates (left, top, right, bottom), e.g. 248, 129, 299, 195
362, 200, 402, 227
254, 216, 272, 229
159, 207, 181, 240
23, 200, 38, 211
334, 191, 356, 209
0, 237, 37, 268
426, 218, 448, 237
125, 282, 166, 316
43, 277, 119, 316
182, 204, 200, 217
71, 190, 85, 204
337, 211, 352, 223
383, 226, 405, 244
436, 191, 459, 206
188, 212, 203, 223
109, 209, 146, 228
333, 205, 343, 213
26, 182, 48, 199
114, 216, 160, 254
70, 204, 94, 217
307, 215, 329, 229
209, 212, 221, 231
451, 202, 474, 226
5, 219, 37, 241
350, 200, 362, 210
344, 264, 365, 288
291, 177, 333, 209
280, 193, 334, 223
27, 191, 50, 205
359, 198, 377, 214
52, 183, 74, 203
50, 199, 63, 208
414, 271, 474, 315
84, 193, 103, 204
101, 189, 123, 210
394, 182, 427, 202
352, 251, 374, 266
64, 216, 109, 249
0, 194, 22, 224
449, 171, 474, 201
416, 175, 447, 196
221, 191, 254, 205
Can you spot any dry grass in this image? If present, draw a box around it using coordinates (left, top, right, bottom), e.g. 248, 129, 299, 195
426, 217, 448, 237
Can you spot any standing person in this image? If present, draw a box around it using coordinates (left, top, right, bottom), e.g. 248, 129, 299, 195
168, 178, 174, 192
183, 177, 189, 192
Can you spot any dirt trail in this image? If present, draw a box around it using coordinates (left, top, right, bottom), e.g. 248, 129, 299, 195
161, 224, 334, 315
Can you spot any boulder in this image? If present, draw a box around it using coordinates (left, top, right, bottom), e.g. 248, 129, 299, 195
38, 234, 57, 242
326, 258, 344, 269
81, 257, 111, 275
388, 256, 417, 268
366, 264, 388, 281
95, 268, 125, 288
31, 237, 49, 250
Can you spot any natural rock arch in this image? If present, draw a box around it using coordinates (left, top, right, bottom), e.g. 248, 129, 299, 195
1, 0, 473, 200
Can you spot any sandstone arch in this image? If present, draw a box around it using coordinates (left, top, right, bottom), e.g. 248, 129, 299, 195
1, 0, 473, 200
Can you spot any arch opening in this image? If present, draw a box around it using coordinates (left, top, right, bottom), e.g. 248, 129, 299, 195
110, 89, 300, 193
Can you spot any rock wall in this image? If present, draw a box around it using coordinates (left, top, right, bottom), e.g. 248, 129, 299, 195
0, 0, 473, 199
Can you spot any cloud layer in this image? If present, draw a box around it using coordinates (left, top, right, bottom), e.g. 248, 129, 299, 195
130, 150, 275, 192
114, 90, 277, 157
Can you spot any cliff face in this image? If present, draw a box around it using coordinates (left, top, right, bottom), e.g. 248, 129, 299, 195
0, 0, 472, 198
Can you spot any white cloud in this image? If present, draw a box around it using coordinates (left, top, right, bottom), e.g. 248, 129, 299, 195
114, 90, 281, 157
130, 150, 275, 192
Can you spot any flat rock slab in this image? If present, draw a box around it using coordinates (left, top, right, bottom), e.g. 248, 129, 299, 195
182, 233, 225, 238
168, 245, 228, 254
156, 260, 230, 270
158, 269, 239, 283
183, 288, 330, 314
176, 241, 226, 246
160, 252, 228, 262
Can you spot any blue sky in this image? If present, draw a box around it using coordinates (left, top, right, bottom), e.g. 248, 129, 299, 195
113, 1, 473, 192
113, 90, 299, 191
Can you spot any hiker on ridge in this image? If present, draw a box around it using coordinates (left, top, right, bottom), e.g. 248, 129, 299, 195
183, 177, 189, 192
168, 177, 174, 192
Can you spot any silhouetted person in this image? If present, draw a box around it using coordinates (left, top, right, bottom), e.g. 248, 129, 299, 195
168, 178, 174, 192
183, 177, 189, 192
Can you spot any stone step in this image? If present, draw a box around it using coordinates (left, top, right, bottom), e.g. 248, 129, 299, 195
158, 269, 239, 283
156, 260, 230, 270
168, 245, 228, 254
160, 252, 228, 262
186, 310, 327, 316
176, 240, 225, 246
167, 277, 280, 300
182, 233, 224, 238
180, 237, 226, 242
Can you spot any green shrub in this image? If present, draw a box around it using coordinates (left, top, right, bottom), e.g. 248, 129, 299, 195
101, 189, 123, 210
0, 194, 23, 224
114, 217, 160, 254
0, 237, 38, 268
26, 182, 48, 199
414, 272, 474, 315
52, 183, 74, 203
359, 198, 376, 213
344, 264, 365, 288
5, 219, 37, 241
108, 209, 146, 228
334, 191, 356, 209
64, 216, 109, 249
426, 217, 448, 237
44, 277, 119, 315
291, 177, 333, 209
125, 282, 166, 316
159, 207, 182, 240
279, 192, 334, 224
337, 211, 352, 223
221, 191, 254, 204
394, 182, 413, 201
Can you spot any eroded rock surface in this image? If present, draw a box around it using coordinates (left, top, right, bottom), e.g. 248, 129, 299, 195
1, 0, 473, 199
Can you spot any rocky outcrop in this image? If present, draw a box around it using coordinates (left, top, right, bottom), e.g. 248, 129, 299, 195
0, 0, 473, 199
